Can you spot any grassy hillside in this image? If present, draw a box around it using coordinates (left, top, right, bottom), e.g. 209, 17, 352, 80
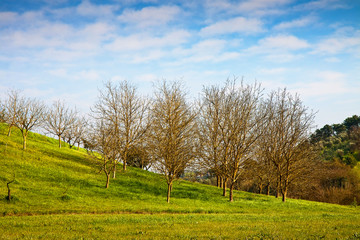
1, 123, 360, 239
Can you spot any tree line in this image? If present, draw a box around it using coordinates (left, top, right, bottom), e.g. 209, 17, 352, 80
2, 79, 356, 204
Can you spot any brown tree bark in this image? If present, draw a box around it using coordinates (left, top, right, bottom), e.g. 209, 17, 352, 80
105, 173, 110, 188
167, 182, 173, 203
22, 134, 27, 150
7, 176, 15, 201
229, 182, 235, 202
222, 179, 227, 196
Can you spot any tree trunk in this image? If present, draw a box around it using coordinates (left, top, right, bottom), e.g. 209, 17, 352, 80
113, 163, 117, 179
58, 135, 61, 148
7, 177, 15, 201
167, 182, 172, 203
7, 126, 12, 137
22, 134, 27, 150
276, 177, 280, 198
266, 182, 270, 196
123, 160, 126, 171
229, 183, 235, 202
123, 150, 127, 171
259, 184, 263, 194
222, 179, 227, 196
105, 173, 110, 188
217, 175, 220, 187
282, 177, 289, 202
282, 190, 287, 202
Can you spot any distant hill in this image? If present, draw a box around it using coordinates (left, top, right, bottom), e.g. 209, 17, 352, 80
311, 115, 360, 167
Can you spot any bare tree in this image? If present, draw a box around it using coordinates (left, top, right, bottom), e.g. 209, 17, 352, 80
260, 89, 315, 202
148, 81, 197, 203
87, 120, 117, 188
44, 100, 78, 148
93, 80, 149, 177
15, 97, 45, 150
62, 116, 87, 150
2, 89, 22, 136
220, 80, 267, 202
197, 84, 228, 195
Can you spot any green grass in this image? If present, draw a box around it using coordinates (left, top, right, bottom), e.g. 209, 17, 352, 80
0, 123, 360, 239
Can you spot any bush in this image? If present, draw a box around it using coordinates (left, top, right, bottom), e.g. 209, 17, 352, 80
343, 154, 357, 168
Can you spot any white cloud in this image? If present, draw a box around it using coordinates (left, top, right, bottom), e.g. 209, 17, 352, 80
118, 6, 180, 27
290, 71, 354, 98
204, 0, 290, 16
131, 50, 166, 63
74, 70, 102, 81
200, 17, 264, 36
274, 16, 316, 30
324, 57, 340, 62
294, 0, 348, 11
106, 30, 191, 52
135, 74, 159, 82
236, 0, 291, 12
76, 0, 119, 17
244, 35, 310, 62
259, 68, 287, 75
0, 12, 18, 26
246, 35, 310, 56
38, 48, 92, 62
48, 68, 68, 77
313, 36, 360, 55
259, 35, 310, 50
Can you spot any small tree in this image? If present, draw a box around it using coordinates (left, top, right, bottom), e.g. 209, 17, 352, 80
2, 89, 22, 136
15, 97, 45, 150
148, 81, 197, 203
87, 120, 118, 188
62, 116, 87, 150
44, 100, 78, 148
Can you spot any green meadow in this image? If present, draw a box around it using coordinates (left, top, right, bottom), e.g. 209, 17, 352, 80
1, 123, 360, 239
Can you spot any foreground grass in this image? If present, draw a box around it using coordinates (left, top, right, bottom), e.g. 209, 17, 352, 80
1, 212, 360, 239
1, 123, 360, 239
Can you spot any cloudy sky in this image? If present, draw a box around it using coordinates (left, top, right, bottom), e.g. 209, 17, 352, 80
0, 0, 359, 128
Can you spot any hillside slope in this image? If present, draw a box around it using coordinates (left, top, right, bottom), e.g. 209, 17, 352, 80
1, 123, 360, 239
0, 122, 359, 216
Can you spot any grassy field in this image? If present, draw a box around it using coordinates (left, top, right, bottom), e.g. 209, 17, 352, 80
1, 123, 360, 239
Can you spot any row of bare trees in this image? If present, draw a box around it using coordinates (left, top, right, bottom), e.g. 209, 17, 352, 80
85, 79, 315, 203
86, 81, 196, 203
197, 81, 316, 202
0, 90, 85, 151
1, 79, 316, 203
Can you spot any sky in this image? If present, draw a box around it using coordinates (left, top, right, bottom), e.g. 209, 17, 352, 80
0, 0, 359, 128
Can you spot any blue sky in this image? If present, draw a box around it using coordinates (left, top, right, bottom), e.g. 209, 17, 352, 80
0, 0, 359, 128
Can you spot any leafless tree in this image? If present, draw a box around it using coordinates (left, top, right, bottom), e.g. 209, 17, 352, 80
44, 100, 78, 148
260, 89, 316, 202
15, 97, 45, 150
198, 80, 267, 201
148, 81, 197, 203
197, 84, 228, 195
2, 89, 22, 136
62, 116, 88, 150
92, 80, 149, 178
87, 120, 118, 188
220, 80, 267, 202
